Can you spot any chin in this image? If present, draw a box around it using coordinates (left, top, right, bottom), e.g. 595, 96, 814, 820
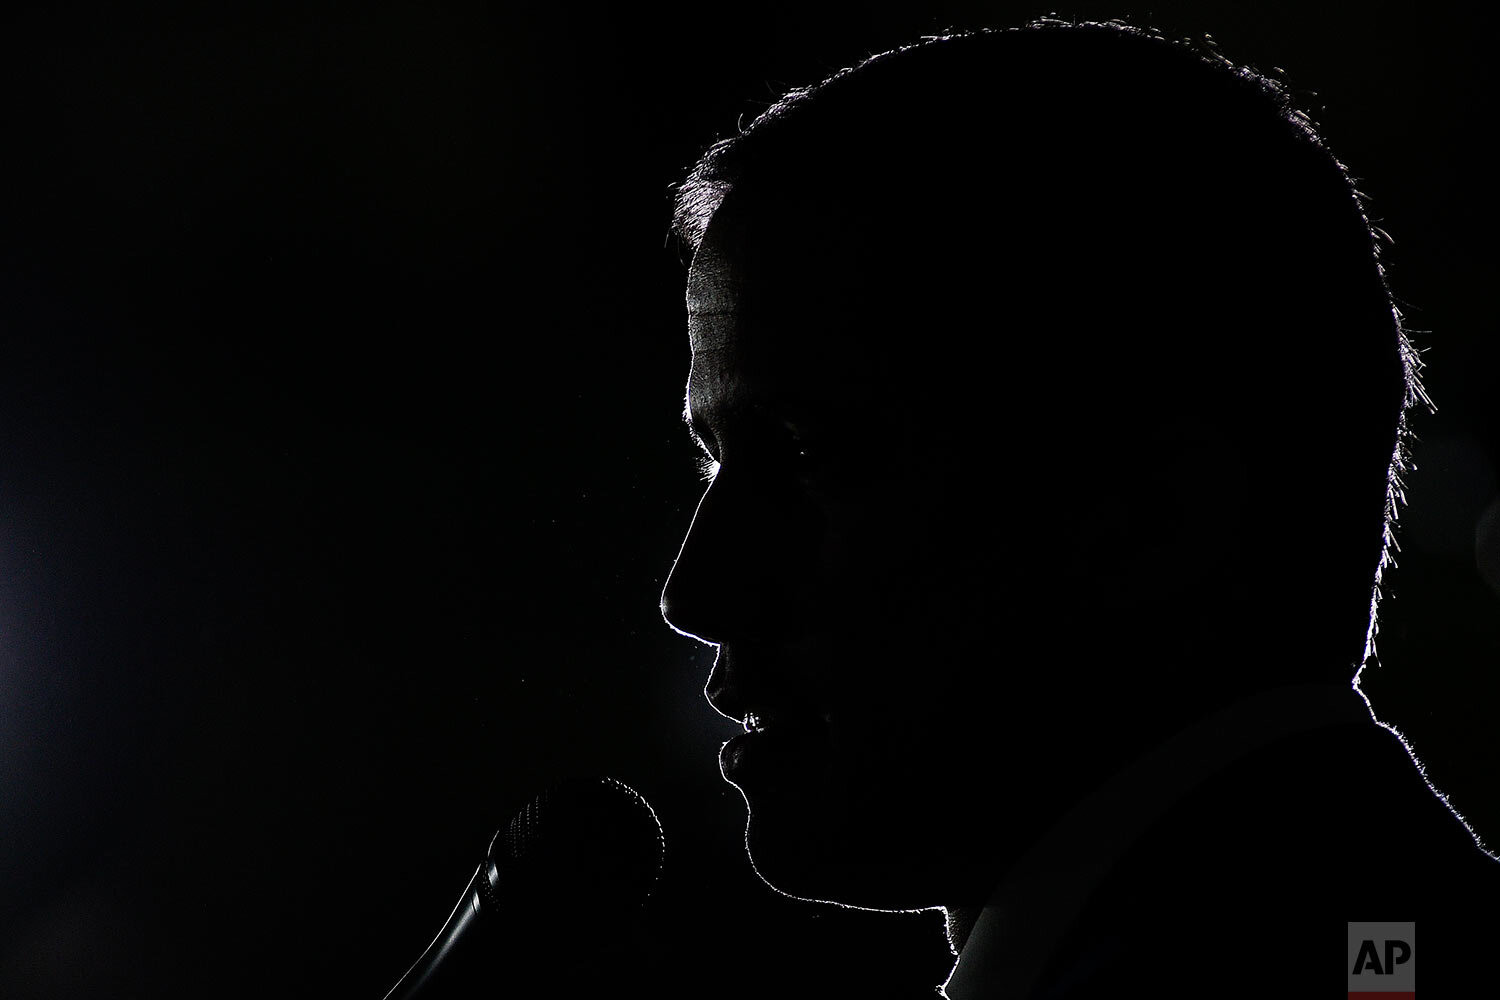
735, 773, 964, 912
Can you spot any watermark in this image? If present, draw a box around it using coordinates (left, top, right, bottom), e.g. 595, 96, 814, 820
1348, 922, 1414, 999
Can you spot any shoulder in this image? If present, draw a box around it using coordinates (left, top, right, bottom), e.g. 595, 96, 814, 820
1029, 719, 1499, 997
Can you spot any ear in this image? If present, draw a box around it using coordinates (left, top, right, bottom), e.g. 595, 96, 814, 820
1069, 419, 1251, 607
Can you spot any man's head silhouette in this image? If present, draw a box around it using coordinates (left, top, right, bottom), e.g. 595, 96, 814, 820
659, 21, 1422, 918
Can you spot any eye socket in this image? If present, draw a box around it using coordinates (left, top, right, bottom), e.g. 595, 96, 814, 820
685, 417, 819, 487
685, 413, 720, 479
694, 454, 721, 482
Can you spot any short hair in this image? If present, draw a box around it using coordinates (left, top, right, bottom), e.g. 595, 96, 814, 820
670, 19, 1428, 681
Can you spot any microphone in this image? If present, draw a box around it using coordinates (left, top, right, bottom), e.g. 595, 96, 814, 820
382, 776, 664, 999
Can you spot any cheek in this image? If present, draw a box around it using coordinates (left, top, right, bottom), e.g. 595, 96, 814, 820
809, 491, 938, 607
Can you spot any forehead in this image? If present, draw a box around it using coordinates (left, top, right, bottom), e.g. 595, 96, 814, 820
685, 197, 887, 416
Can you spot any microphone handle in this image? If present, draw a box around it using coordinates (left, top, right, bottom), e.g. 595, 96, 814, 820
382, 860, 497, 1000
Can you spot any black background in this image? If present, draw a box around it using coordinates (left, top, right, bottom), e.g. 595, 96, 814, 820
1, 2, 1496, 996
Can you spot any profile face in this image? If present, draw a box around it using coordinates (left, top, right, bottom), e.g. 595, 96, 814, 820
660, 194, 1091, 909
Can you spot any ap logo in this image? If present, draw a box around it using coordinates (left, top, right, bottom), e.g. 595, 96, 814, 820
1348, 922, 1414, 999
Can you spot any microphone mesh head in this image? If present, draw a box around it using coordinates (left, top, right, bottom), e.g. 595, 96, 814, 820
488, 777, 664, 916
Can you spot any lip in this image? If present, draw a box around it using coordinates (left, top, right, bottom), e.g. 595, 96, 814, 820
740, 710, 811, 733
704, 645, 790, 725
719, 717, 829, 788
705, 645, 825, 726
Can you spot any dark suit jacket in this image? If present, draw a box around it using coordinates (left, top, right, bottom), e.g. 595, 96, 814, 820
946, 686, 1499, 997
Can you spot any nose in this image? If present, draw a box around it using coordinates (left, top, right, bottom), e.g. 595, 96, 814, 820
663, 463, 807, 645
660, 474, 737, 646
663, 454, 833, 648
